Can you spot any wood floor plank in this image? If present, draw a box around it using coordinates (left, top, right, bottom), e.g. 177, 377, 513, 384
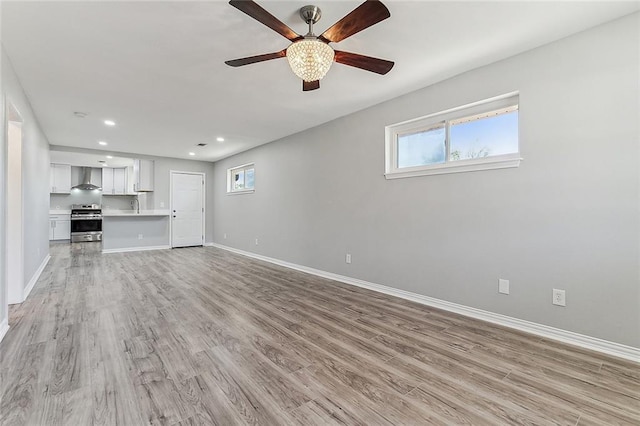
0, 243, 637, 425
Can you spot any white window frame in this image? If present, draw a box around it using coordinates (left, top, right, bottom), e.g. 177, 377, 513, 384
385, 93, 522, 180
227, 162, 255, 195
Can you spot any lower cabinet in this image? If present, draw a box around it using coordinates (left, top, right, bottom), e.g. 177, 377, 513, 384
49, 215, 71, 241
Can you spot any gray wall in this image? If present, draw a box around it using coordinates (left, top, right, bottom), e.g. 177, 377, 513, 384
212, 14, 639, 347
1, 46, 51, 327
0, 52, 6, 327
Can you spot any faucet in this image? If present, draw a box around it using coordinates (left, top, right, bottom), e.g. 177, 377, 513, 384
132, 197, 140, 214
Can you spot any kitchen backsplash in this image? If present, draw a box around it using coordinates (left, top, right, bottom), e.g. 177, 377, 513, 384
50, 193, 135, 211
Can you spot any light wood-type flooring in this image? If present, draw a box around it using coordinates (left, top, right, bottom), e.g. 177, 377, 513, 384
1, 243, 638, 425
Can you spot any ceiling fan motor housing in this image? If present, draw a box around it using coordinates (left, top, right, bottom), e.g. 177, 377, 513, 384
299, 5, 322, 27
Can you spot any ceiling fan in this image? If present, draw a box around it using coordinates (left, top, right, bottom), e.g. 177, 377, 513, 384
225, 0, 394, 91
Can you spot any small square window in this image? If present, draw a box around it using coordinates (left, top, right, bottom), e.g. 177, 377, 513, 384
227, 163, 254, 194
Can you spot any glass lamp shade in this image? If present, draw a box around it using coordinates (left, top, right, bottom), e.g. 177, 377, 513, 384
286, 39, 335, 82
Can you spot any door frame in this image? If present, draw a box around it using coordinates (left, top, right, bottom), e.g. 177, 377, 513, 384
169, 170, 206, 248
5, 98, 24, 305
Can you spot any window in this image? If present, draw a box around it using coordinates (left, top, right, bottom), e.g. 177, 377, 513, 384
385, 93, 521, 179
227, 163, 255, 194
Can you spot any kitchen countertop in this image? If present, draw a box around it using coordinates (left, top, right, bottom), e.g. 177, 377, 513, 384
49, 210, 71, 215
102, 210, 171, 217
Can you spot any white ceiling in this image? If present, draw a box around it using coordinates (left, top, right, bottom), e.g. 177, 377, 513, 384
50, 150, 134, 168
2, 1, 638, 162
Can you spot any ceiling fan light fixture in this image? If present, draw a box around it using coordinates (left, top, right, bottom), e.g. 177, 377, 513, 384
286, 38, 334, 82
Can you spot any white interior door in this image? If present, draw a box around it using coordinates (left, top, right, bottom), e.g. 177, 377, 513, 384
171, 172, 204, 248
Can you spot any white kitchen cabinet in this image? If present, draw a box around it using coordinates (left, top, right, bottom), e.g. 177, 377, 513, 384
49, 215, 71, 240
133, 159, 154, 192
113, 168, 126, 194
50, 164, 71, 193
102, 167, 127, 195
102, 167, 114, 194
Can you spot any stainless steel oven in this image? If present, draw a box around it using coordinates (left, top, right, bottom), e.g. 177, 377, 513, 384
70, 204, 102, 242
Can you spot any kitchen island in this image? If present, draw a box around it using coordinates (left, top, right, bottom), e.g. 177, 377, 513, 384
102, 210, 171, 253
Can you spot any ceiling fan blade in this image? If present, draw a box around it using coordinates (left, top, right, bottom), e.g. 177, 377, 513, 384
334, 50, 394, 75
229, 0, 302, 42
225, 50, 286, 67
318, 0, 390, 43
303, 80, 320, 91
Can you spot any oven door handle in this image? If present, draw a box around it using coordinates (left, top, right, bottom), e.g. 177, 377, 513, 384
71, 216, 103, 220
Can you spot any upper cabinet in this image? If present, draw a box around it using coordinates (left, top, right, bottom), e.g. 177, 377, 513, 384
50, 164, 71, 194
133, 159, 154, 192
102, 167, 127, 195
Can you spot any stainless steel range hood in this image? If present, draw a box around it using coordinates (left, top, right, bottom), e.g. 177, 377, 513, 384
71, 167, 102, 191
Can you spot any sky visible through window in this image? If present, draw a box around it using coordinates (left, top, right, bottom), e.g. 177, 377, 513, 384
245, 168, 255, 189
450, 111, 518, 160
397, 110, 518, 168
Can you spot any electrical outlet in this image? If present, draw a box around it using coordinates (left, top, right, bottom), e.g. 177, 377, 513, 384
138, 234, 143, 240
255, 238, 259, 245
498, 279, 509, 295
345, 253, 352, 264
160, 201, 165, 208
224, 233, 227, 239
552, 289, 566, 306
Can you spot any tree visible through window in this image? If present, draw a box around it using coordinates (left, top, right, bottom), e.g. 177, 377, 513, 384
449, 109, 518, 161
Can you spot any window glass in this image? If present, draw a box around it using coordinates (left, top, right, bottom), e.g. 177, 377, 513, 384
450, 110, 518, 161
233, 170, 245, 190
245, 168, 255, 190
397, 124, 446, 168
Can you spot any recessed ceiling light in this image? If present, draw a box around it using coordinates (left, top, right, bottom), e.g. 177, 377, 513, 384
216, 137, 224, 142
106, 155, 113, 159
104, 119, 116, 126
188, 152, 195, 156
98, 141, 108, 146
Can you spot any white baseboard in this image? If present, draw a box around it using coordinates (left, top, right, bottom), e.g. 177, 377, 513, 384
102, 245, 170, 254
23, 255, 50, 302
208, 243, 639, 363
0, 318, 9, 343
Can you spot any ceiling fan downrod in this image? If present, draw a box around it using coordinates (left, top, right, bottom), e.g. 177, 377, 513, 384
299, 5, 322, 37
